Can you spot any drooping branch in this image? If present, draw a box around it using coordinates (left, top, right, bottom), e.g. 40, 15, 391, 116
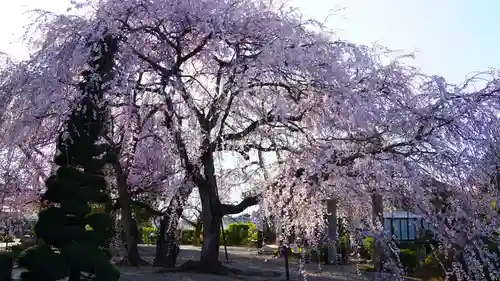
220, 195, 261, 215
16, 144, 49, 183
112, 199, 163, 217
181, 214, 198, 228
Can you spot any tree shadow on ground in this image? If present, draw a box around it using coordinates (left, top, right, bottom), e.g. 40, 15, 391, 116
129, 245, 378, 280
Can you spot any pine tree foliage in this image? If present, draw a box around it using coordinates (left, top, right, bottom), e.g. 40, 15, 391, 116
17, 34, 120, 281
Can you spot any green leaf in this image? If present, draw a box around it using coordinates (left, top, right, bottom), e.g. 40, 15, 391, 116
18, 245, 68, 280
62, 242, 109, 273
60, 200, 91, 216
56, 167, 87, 181
85, 213, 115, 243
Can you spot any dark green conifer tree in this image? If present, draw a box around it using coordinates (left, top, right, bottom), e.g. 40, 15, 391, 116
18, 34, 120, 281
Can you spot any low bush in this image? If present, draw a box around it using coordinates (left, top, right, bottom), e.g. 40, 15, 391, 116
398, 241, 419, 251
0, 253, 13, 281
141, 227, 158, 245
416, 253, 445, 281
144, 222, 260, 246
181, 229, 195, 245
7, 239, 37, 261
225, 223, 257, 246
398, 248, 418, 274
360, 236, 374, 260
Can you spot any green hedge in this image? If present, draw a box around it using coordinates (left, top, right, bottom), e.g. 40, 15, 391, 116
139, 228, 200, 245
358, 237, 419, 273
224, 223, 258, 246
416, 253, 445, 281
141, 227, 159, 245
181, 229, 195, 245
141, 223, 260, 246
398, 248, 418, 274
180, 223, 258, 246
360, 236, 374, 260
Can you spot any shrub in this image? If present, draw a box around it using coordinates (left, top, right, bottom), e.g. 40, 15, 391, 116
398, 241, 418, 251
181, 229, 195, 245
225, 223, 257, 246
19, 35, 120, 281
360, 236, 374, 260
483, 236, 500, 255
248, 225, 259, 245
8, 240, 38, 261
141, 227, 158, 245
398, 248, 418, 274
0, 253, 13, 281
186, 222, 259, 246
220, 229, 228, 244
339, 234, 349, 251
416, 253, 445, 281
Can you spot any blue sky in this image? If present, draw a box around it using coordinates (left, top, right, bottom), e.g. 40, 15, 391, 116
291, 0, 500, 84
2, 0, 499, 84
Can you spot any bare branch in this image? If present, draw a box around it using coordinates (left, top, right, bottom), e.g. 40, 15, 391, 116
220, 194, 260, 215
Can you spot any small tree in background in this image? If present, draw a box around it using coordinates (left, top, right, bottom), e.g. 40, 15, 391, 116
18, 35, 120, 281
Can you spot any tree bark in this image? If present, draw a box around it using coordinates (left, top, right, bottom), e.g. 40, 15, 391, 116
256, 231, 263, 248
371, 192, 385, 272
114, 163, 145, 266
326, 198, 338, 264
189, 140, 259, 272
154, 213, 180, 268
154, 183, 193, 267
198, 182, 222, 271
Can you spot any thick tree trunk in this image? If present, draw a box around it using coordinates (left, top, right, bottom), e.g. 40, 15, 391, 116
326, 198, 338, 264
154, 184, 193, 267
199, 218, 222, 270
123, 218, 144, 265
154, 214, 180, 267
114, 164, 145, 266
198, 182, 222, 271
256, 231, 263, 248
171, 144, 260, 273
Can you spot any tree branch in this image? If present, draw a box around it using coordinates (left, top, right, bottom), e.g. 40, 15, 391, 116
216, 110, 306, 145
180, 214, 198, 227
220, 195, 261, 215
217, 143, 291, 160
112, 199, 164, 217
